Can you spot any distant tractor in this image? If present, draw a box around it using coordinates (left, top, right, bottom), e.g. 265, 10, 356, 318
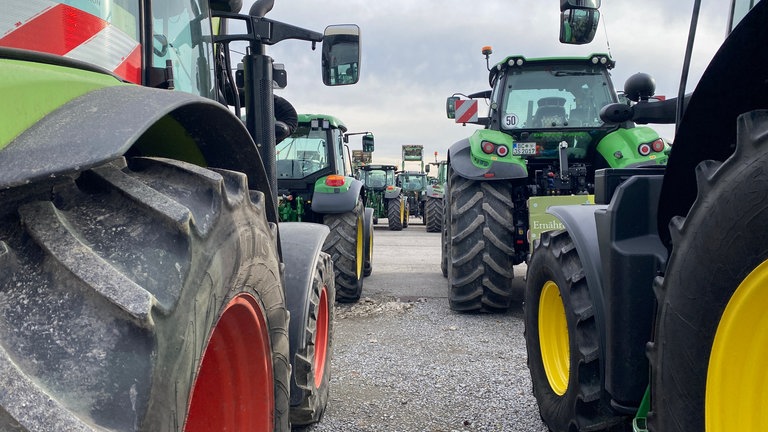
424, 158, 448, 233
443, 50, 668, 312
276, 114, 374, 301
358, 164, 406, 231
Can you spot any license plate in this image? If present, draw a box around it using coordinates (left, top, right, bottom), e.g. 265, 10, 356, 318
512, 142, 537, 155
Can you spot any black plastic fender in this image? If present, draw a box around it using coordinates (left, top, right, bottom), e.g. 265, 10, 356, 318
311, 179, 363, 214
546, 204, 609, 369
277, 221, 330, 404
383, 186, 401, 199
447, 137, 527, 180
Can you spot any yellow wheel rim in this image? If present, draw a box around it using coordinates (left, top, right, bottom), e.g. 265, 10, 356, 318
706, 258, 768, 431
400, 199, 405, 223
539, 280, 570, 396
356, 214, 363, 279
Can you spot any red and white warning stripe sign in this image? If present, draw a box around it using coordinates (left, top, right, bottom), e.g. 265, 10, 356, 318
455, 99, 479, 124
1, 0, 142, 83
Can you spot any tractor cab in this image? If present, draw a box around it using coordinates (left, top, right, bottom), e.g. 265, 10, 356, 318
277, 114, 347, 185
359, 164, 398, 191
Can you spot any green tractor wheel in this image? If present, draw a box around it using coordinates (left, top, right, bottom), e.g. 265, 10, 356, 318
0, 157, 291, 431
387, 196, 404, 231
525, 230, 626, 432
323, 199, 365, 302
649, 111, 768, 432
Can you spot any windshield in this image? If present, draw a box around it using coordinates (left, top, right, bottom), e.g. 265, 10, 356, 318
499, 65, 616, 130
399, 174, 427, 191
276, 127, 330, 179
152, 0, 215, 98
363, 169, 395, 189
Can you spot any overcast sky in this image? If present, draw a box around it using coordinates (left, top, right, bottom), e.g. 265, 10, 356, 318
241, 0, 730, 166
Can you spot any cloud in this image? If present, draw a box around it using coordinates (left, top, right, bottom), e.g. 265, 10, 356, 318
238, 0, 730, 165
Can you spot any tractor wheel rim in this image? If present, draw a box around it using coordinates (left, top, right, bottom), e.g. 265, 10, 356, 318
313, 285, 330, 388
400, 200, 404, 223
706, 258, 768, 431
186, 293, 274, 431
356, 214, 364, 279
539, 280, 570, 396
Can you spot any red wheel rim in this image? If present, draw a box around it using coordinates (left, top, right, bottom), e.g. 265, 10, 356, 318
185, 293, 274, 431
313, 285, 330, 388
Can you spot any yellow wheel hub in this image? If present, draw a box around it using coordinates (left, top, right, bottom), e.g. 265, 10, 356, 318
539, 280, 570, 396
706, 258, 768, 431
355, 214, 363, 279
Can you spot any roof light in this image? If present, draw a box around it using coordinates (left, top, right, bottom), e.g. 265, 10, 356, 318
600, 57, 607, 64
638, 143, 652, 156
325, 175, 345, 187
496, 145, 509, 157
516, 58, 524, 66
591, 57, 599, 64
481, 141, 495, 154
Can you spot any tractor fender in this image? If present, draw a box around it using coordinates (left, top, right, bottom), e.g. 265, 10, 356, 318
447, 137, 527, 180
0, 85, 272, 202
277, 222, 330, 405
425, 184, 443, 199
383, 186, 401, 199
0, 86, 271, 191
311, 178, 363, 214
546, 204, 609, 365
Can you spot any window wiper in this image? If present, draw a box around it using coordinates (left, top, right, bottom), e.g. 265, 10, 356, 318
553, 71, 601, 76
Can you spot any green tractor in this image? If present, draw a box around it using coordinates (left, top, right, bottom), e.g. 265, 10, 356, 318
522, 1, 768, 431
424, 158, 448, 233
442, 51, 669, 312
358, 164, 407, 231
276, 114, 374, 299
0, 0, 359, 429
398, 144, 429, 226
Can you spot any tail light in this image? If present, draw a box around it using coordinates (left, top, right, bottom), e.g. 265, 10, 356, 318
496, 145, 509, 157
638, 143, 652, 156
481, 141, 495, 154
325, 175, 345, 187
651, 138, 665, 152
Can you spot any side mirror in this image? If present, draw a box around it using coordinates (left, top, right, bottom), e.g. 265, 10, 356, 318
446, 96, 459, 119
322, 25, 361, 86
362, 133, 375, 152
599, 103, 634, 124
560, 9, 600, 44
425, 164, 431, 173
273, 63, 287, 89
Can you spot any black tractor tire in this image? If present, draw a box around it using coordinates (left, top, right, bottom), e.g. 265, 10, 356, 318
441, 193, 449, 278
403, 202, 410, 228
387, 197, 403, 231
363, 207, 374, 277
289, 252, 335, 426
525, 230, 628, 432
0, 157, 290, 431
648, 111, 768, 432
447, 166, 516, 312
425, 196, 443, 233
323, 199, 365, 303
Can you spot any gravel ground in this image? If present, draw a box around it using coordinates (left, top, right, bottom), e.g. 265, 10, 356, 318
296, 223, 548, 432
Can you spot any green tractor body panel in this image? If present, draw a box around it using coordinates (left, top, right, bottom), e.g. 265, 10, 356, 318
597, 126, 669, 168
468, 129, 528, 174
277, 113, 363, 222
0, 58, 124, 149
